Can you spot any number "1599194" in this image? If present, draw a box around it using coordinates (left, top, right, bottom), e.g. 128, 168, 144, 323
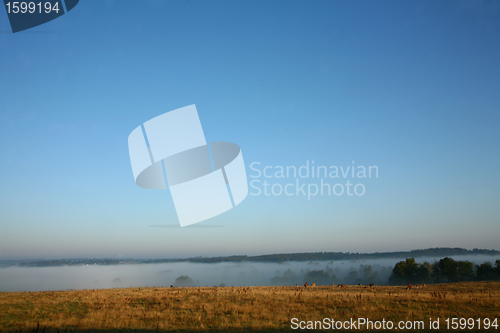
5, 2, 61, 14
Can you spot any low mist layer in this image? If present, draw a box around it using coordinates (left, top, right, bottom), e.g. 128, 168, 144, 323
0, 255, 497, 292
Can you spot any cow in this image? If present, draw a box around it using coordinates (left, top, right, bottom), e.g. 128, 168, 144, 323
304, 282, 308, 288
311, 283, 316, 287
407, 284, 412, 290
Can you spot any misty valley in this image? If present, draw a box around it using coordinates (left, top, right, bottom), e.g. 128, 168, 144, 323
1, 255, 498, 292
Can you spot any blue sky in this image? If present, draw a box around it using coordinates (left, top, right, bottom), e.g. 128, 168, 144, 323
0, 0, 499, 260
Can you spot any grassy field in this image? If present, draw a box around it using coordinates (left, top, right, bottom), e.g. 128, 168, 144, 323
0, 281, 499, 332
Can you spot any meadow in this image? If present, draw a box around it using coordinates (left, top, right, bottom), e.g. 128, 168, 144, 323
0, 281, 499, 332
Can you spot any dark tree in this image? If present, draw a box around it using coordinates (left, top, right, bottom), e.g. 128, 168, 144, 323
456, 261, 474, 281
432, 257, 476, 282
304, 270, 332, 285
389, 258, 419, 285
434, 257, 459, 282
416, 261, 433, 283
345, 270, 358, 284
476, 262, 495, 281
174, 275, 195, 287
270, 269, 298, 286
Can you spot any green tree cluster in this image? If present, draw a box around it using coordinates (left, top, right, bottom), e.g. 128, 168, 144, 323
388, 258, 433, 285
389, 257, 500, 285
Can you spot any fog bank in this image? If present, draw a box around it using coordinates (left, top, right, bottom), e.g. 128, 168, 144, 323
0, 255, 497, 292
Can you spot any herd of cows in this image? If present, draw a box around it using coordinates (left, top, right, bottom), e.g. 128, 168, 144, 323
166, 283, 428, 289
302, 282, 370, 288
300, 282, 425, 289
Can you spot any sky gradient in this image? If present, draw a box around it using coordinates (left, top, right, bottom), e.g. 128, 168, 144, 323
0, 0, 499, 259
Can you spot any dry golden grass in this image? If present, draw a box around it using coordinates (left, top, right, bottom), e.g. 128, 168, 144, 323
0, 281, 499, 332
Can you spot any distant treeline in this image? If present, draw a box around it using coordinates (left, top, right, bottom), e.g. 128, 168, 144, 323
269, 256, 500, 287
187, 248, 498, 263
389, 257, 500, 285
1, 247, 498, 268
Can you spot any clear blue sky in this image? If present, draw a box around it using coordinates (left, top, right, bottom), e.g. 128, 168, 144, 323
1, 0, 499, 260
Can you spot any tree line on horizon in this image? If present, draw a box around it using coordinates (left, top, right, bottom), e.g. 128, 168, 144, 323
2, 247, 498, 268
187, 247, 499, 263
389, 257, 500, 285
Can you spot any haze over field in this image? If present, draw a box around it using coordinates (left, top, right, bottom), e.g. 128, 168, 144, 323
1, 255, 498, 292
